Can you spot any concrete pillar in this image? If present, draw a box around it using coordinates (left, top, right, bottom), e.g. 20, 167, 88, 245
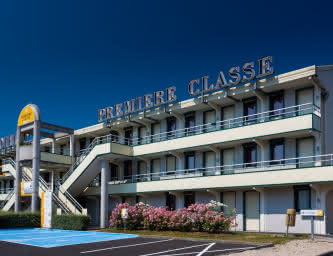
15, 126, 22, 213
169, 191, 184, 209
51, 138, 56, 154
32, 120, 40, 212
50, 170, 54, 192
133, 127, 139, 145
100, 159, 110, 229
70, 134, 75, 160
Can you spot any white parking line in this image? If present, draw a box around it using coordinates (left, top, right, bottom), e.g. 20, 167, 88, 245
157, 246, 258, 256
80, 238, 174, 254
139, 243, 212, 256
8, 233, 93, 242
196, 243, 215, 256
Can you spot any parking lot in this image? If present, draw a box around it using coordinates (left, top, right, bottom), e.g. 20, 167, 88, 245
0, 228, 263, 256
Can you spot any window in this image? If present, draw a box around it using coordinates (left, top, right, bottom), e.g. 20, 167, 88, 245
243, 143, 257, 168
166, 193, 176, 211
243, 98, 257, 123
270, 139, 284, 165
44, 146, 50, 153
294, 186, 311, 212
185, 152, 195, 173
167, 117, 177, 138
110, 163, 119, 181
185, 112, 195, 136
269, 92, 284, 119
124, 161, 132, 180
184, 192, 195, 208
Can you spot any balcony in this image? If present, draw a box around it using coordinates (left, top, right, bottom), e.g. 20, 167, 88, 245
83, 154, 333, 196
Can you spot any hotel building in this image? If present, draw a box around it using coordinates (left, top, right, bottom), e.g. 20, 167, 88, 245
0, 61, 333, 235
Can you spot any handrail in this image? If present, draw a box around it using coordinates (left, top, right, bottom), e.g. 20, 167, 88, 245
99, 153, 333, 185
62, 103, 318, 184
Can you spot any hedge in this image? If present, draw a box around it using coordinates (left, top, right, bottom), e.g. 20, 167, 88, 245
0, 212, 40, 228
52, 214, 91, 230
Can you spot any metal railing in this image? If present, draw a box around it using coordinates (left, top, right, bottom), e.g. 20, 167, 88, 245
0, 189, 14, 209
132, 103, 319, 145
63, 103, 318, 184
61, 134, 127, 183
100, 154, 333, 185
0, 188, 14, 194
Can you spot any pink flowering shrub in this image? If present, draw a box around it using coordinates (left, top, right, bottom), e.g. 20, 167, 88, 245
109, 202, 236, 233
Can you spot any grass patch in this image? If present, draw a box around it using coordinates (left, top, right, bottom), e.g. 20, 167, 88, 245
101, 228, 308, 245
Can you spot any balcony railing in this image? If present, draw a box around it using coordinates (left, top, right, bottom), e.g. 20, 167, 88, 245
95, 154, 333, 186
63, 103, 318, 184
0, 188, 14, 194
133, 103, 319, 145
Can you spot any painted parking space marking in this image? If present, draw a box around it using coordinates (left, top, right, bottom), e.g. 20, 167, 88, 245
80, 238, 174, 254
139, 243, 213, 256
156, 246, 258, 256
0, 228, 138, 248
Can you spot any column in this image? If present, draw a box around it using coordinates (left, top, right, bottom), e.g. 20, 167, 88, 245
15, 126, 22, 213
51, 138, 56, 154
70, 134, 75, 160
133, 127, 139, 145
100, 159, 110, 229
31, 120, 40, 212
170, 191, 184, 209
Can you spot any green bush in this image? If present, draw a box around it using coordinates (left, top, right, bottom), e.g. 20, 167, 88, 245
0, 211, 40, 228
52, 214, 91, 230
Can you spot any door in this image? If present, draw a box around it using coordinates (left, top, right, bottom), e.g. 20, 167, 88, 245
223, 192, 236, 216
125, 128, 133, 145
152, 123, 161, 142
296, 88, 313, 115
326, 191, 333, 234
222, 106, 234, 129
138, 161, 147, 181
166, 155, 176, 175
245, 191, 260, 232
139, 126, 146, 144
204, 110, 216, 132
151, 159, 160, 180
204, 151, 216, 175
297, 137, 314, 168
223, 149, 234, 173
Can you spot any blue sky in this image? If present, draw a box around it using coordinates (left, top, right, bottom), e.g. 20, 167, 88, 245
0, 0, 332, 136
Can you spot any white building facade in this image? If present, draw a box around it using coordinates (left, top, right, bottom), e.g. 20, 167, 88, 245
1, 61, 333, 235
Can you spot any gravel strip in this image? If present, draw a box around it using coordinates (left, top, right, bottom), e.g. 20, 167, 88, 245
229, 237, 333, 256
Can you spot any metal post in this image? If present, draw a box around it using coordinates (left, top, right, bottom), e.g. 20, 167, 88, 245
100, 159, 110, 229
31, 120, 40, 212
286, 215, 290, 237
15, 126, 22, 213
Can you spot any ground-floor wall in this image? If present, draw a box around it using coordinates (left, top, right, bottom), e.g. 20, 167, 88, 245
85, 184, 333, 234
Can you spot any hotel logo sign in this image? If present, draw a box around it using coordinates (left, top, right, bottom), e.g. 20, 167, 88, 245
98, 56, 273, 122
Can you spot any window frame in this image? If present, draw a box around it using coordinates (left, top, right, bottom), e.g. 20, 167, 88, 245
294, 185, 311, 212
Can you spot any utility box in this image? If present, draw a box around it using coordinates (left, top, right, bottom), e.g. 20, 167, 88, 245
286, 208, 296, 227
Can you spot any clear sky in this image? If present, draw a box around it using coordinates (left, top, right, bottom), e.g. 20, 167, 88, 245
0, 0, 332, 136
